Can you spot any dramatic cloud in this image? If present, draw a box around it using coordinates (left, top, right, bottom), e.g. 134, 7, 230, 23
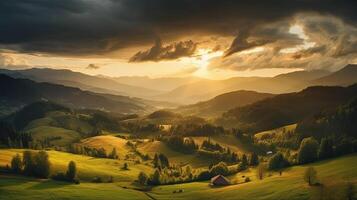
209, 14, 357, 71
0, 0, 356, 57
129, 39, 197, 62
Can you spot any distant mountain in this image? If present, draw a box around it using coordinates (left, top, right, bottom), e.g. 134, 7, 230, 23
154, 69, 330, 104
0, 74, 154, 115
175, 90, 274, 117
217, 84, 357, 133
311, 64, 357, 86
111, 76, 205, 92
0, 68, 162, 98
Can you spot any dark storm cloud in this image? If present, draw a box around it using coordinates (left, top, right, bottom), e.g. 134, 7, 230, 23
129, 38, 197, 62
0, 0, 356, 56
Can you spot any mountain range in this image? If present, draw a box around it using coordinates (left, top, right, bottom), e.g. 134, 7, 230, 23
0, 74, 159, 116
1, 64, 357, 105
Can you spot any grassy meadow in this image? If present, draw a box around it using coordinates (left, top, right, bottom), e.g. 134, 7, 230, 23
1, 153, 356, 200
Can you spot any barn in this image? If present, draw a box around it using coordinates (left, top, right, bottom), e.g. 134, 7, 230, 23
210, 175, 230, 186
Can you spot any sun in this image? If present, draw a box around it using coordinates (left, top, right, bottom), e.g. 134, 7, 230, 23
188, 48, 224, 77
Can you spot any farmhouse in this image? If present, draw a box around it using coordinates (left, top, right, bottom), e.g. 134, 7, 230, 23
210, 175, 230, 186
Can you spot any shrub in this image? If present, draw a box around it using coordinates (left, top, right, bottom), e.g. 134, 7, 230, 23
304, 167, 317, 186
298, 137, 319, 164
209, 162, 229, 176
92, 176, 103, 183
138, 172, 149, 185
52, 172, 68, 181
268, 152, 289, 170
245, 177, 251, 182
122, 162, 129, 170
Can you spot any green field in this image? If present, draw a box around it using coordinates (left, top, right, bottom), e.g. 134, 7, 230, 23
137, 140, 210, 168
150, 154, 357, 200
1, 151, 356, 200
0, 175, 151, 200
0, 149, 153, 184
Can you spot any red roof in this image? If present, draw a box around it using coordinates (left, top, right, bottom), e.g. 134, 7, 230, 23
211, 175, 230, 185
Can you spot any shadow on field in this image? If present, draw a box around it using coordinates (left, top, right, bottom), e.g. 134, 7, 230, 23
28, 180, 71, 190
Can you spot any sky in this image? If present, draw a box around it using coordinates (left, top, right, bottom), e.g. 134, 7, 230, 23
0, 0, 356, 79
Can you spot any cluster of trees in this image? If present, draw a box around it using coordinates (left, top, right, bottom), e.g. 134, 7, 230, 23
297, 136, 357, 165
138, 161, 236, 186
153, 153, 170, 169
170, 124, 225, 136
201, 138, 224, 152
198, 139, 240, 164
52, 161, 79, 183
0, 122, 32, 148
268, 152, 290, 170
69, 145, 118, 159
237, 153, 259, 171
10, 150, 50, 178
164, 136, 198, 154
126, 123, 162, 133
198, 149, 238, 164
10, 150, 79, 183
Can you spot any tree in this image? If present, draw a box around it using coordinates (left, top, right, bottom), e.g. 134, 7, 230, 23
241, 154, 248, 167
109, 148, 118, 159
209, 162, 229, 176
22, 150, 34, 175
11, 154, 23, 173
249, 152, 259, 166
158, 153, 169, 168
268, 152, 289, 170
150, 169, 161, 185
304, 167, 317, 186
153, 153, 161, 168
33, 150, 51, 178
123, 162, 129, 170
256, 163, 266, 180
318, 138, 334, 160
66, 161, 77, 181
138, 171, 149, 185
298, 137, 319, 164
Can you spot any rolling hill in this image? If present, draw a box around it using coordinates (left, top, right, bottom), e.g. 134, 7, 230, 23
1, 151, 356, 200
311, 64, 357, 86
0, 68, 162, 98
217, 84, 357, 133
175, 90, 274, 117
0, 74, 154, 115
154, 69, 330, 104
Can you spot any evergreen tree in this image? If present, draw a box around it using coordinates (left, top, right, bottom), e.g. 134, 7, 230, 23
318, 138, 334, 160
298, 137, 319, 164
22, 150, 34, 175
109, 148, 118, 159
66, 161, 77, 180
241, 154, 248, 168
138, 171, 149, 185
34, 150, 51, 178
151, 169, 161, 185
11, 154, 23, 173
249, 152, 259, 166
